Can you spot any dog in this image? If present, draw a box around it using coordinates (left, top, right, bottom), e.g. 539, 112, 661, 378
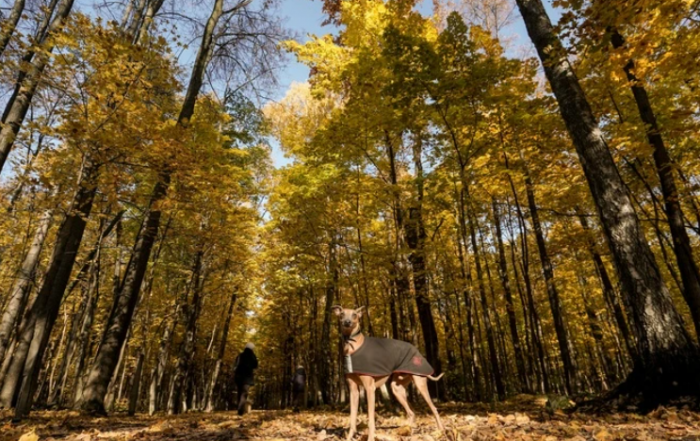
332, 305, 444, 441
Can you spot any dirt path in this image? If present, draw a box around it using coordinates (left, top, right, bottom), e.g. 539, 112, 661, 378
2, 397, 700, 440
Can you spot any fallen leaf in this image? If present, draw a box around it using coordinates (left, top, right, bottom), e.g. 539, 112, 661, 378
18, 432, 39, 441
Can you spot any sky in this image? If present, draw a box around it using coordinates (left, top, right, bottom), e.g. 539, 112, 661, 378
269, 0, 560, 167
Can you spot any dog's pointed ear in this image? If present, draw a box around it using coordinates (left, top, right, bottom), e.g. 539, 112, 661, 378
355, 306, 365, 317
331, 305, 344, 316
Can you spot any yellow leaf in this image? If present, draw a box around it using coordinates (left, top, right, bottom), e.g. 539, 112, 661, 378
18, 431, 39, 441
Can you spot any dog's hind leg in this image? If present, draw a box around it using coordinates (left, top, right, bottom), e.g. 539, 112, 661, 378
390, 375, 415, 426
413, 376, 444, 431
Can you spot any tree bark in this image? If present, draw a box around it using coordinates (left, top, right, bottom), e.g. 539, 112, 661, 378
0, 0, 26, 58
514, 0, 698, 402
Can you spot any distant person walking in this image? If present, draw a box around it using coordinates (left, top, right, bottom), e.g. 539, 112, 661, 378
234, 342, 258, 415
290, 365, 306, 412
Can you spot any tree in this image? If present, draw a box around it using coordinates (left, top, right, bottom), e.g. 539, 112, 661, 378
513, 0, 699, 404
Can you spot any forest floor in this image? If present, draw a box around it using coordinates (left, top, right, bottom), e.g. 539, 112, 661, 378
2, 395, 700, 441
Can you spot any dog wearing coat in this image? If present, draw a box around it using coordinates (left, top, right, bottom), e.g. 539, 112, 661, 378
333, 305, 444, 441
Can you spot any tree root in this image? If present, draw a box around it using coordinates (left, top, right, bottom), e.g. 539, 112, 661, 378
575, 369, 700, 414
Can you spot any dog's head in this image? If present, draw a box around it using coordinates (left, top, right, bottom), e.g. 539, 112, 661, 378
331, 305, 364, 336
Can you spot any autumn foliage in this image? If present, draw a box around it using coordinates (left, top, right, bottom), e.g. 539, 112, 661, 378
0, 0, 698, 430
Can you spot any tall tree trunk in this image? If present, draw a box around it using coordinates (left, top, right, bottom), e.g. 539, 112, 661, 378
78, 0, 236, 414
128, 351, 144, 415
0, 205, 53, 364
522, 160, 576, 394
610, 30, 700, 338
354, 168, 374, 335
318, 237, 338, 405
0, 0, 26, 58
71, 262, 102, 406
205, 290, 237, 412
405, 135, 444, 400
0, 0, 75, 173
514, 0, 698, 402
492, 198, 528, 392
148, 304, 179, 415
170, 250, 205, 415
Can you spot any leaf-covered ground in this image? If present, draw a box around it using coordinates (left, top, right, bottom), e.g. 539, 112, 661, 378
2, 396, 700, 441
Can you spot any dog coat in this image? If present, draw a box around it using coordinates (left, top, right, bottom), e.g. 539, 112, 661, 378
344, 337, 434, 377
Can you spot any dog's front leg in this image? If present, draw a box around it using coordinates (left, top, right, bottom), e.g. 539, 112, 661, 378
360, 376, 376, 441
347, 377, 359, 441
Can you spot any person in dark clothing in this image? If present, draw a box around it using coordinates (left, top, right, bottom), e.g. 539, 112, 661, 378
290, 365, 306, 412
234, 342, 258, 415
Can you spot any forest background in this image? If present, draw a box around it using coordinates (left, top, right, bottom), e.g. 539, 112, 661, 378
0, 0, 698, 429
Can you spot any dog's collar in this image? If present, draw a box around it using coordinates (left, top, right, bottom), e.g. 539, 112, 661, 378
343, 328, 362, 342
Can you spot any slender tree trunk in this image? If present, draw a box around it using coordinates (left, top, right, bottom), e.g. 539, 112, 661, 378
354, 168, 374, 335
0, 205, 53, 364
78, 0, 233, 415
71, 262, 102, 406
522, 160, 576, 394
170, 250, 205, 415
610, 30, 700, 338
205, 290, 237, 412
0, 0, 26, 58
515, 0, 699, 402
128, 351, 144, 416
0, 0, 75, 174
148, 304, 179, 415
318, 237, 338, 405
492, 198, 528, 391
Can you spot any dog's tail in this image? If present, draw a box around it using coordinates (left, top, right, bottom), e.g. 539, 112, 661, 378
427, 373, 445, 381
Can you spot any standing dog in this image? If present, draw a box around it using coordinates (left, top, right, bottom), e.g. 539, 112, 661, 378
333, 305, 444, 441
